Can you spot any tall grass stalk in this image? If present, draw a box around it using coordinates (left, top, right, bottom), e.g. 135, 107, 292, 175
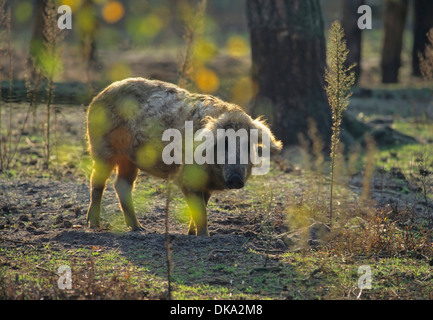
0, 3, 17, 171
164, 180, 173, 300
43, 1, 56, 168
0, 0, 6, 171
6, 7, 11, 167
0, 3, 39, 171
41, 0, 65, 169
307, 118, 325, 209
161, 0, 209, 299
177, 0, 207, 87
324, 21, 355, 228
419, 28, 433, 82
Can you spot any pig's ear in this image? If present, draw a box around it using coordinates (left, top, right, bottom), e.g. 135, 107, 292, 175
202, 113, 228, 133
202, 115, 217, 131
252, 117, 283, 154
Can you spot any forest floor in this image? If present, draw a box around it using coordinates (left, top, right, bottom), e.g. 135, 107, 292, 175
1, 84, 433, 300
1, 43, 433, 299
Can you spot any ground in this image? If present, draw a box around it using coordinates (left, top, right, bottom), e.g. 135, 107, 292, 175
1, 94, 433, 300
1, 45, 433, 299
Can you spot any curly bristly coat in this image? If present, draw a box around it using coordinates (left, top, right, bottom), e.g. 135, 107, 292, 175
86, 77, 282, 236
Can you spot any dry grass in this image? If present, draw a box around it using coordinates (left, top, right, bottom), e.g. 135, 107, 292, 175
419, 28, 433, 82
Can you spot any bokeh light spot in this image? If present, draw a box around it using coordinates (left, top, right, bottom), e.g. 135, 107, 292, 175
61, 0, 82, 11
102, 1, 125, 24
126, 13, 164, 44
108, 62, 132, 82
118, 98, 139, 120
76, 6, 98, 34
194, 68, 219, 94
193, 39, 217, 62
137, 143, 159, 170
15, 1, 33, 24
231, 76, 258, 107
182, 165, 208, 190
226, 36, 249, 57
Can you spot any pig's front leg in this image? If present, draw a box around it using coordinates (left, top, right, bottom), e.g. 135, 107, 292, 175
181, 188, 211, 236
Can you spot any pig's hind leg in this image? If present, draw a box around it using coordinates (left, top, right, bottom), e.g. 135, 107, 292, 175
87, 160, 114, 229
114, 157, 144, 231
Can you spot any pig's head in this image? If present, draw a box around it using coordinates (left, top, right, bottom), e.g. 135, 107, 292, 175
203, 110, 282, 190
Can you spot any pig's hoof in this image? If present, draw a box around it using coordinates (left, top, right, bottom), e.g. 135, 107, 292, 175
196, 230, 210, 237
88, 221, 101, 230
129, 224, 145, 232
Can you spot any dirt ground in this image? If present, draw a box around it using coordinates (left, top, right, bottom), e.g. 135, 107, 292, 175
1, 141, 431, 300
0, 152, 421, 250
1, 50, 433, 299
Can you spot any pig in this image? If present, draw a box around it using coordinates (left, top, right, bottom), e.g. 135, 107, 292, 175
86, 77, 282, 236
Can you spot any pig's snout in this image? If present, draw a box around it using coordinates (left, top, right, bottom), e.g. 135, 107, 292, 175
225, 173, 244, 189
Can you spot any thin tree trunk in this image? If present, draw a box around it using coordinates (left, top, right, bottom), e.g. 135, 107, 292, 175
342, 0, 365, 83
29, 0, 48, 78
381, 0, 408, 83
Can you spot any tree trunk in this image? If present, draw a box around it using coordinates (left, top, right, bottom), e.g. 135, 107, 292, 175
29, 0, 48, 77
342, 0, 365, 83
381, 0, 408, 83
412, 0, 433, 77
246, 0, 331, 148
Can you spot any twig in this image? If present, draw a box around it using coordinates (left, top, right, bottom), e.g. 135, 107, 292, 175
356, 288, 363, 299
36, 264, 58, 276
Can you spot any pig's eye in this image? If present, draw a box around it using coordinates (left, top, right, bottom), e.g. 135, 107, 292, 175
257, 145, 263, 157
